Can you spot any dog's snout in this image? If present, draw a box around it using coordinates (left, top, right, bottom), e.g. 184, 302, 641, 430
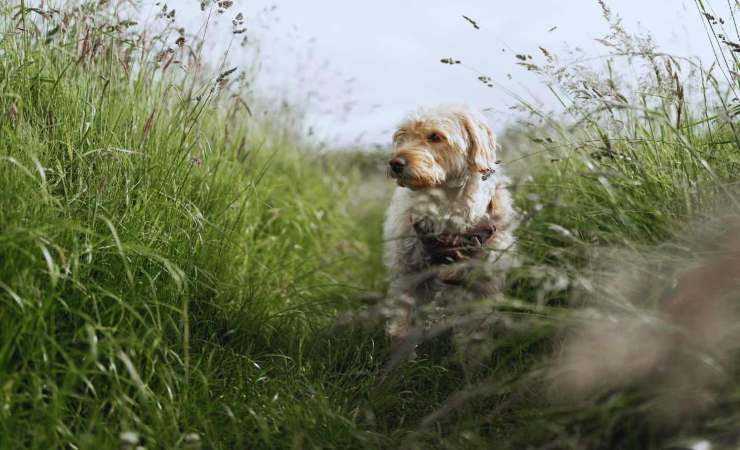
389, 157, 406, 175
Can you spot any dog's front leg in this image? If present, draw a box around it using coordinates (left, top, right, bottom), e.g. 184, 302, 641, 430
386, 280, 415, 340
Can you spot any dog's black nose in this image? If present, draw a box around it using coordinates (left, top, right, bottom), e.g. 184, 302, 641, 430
389, 158, 406, 175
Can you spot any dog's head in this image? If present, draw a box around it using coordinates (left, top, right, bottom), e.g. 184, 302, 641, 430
388, 106, 498, 190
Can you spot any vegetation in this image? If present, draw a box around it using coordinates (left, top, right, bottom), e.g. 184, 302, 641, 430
0, 1, 738, 449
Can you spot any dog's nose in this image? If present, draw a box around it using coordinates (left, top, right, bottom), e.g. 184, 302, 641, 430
389, 158, 406, 175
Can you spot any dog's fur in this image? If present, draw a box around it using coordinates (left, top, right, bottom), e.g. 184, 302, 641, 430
383, 106, 518, 347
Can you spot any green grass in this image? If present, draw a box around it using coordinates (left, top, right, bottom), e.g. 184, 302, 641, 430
1, 2, 739, 449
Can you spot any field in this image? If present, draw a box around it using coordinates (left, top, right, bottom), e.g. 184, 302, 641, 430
1, 1, 739, 449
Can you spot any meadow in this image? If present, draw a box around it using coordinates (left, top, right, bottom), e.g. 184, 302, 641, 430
0, 1, 739, 449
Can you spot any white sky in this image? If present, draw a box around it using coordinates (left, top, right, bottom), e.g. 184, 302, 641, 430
143, 0, 730, 147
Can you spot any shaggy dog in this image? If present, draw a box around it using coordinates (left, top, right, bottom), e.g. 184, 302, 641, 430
383, 106, 518, 356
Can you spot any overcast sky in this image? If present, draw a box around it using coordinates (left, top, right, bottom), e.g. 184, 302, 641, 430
142, 0, 729, 147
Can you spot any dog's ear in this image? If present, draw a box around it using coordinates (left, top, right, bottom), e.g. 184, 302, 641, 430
457, 111, 497, 174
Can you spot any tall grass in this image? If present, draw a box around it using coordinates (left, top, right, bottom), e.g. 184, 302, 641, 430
410, 1, 740, 447
1, 1, 739, 449
0, 2, 384, 448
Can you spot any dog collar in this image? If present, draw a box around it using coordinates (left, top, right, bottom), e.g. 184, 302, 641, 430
412, 219, 497, 265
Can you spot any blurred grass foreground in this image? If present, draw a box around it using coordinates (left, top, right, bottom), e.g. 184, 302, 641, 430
1, 1, 740, 449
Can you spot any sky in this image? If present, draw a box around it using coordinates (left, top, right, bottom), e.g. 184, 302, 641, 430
141, 0, 729, 147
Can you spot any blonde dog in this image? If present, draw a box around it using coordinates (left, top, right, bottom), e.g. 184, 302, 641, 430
383, 106, 518, 350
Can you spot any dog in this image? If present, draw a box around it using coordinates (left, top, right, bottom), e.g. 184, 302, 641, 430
383, 106, 518, 357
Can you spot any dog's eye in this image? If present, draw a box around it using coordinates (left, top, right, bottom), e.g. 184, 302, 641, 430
427, 132, 443, 143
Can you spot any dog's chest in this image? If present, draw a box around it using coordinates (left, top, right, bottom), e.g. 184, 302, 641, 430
395, 187, 494, 269
406, 188, 489, 234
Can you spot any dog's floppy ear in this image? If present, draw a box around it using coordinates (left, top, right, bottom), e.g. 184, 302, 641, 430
457, 111, 498, 175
